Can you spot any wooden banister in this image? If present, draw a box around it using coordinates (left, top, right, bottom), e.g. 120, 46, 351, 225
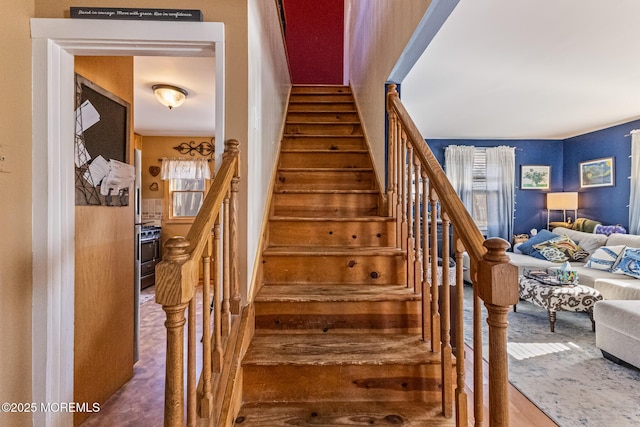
156, 140, 241, 427
386, 84, 519, 426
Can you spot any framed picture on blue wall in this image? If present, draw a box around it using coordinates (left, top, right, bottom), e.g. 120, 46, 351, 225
521, 165, 550, 190
580, 157, 615, 188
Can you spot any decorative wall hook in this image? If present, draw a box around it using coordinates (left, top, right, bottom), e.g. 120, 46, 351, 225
173, 138, 215, 159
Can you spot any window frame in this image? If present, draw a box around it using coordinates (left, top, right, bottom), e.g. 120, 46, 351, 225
163, 177, 211, 224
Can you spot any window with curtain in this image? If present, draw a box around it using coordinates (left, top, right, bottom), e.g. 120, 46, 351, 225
161, 159, 212, 219
445, 145, 487, 232
445, 145, 515, 240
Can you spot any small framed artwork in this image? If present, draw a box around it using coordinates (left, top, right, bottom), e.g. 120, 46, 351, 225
580, 157, 615, 188
521, 165, 550, 190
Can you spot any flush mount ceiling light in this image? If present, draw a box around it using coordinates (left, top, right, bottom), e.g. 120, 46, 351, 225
152, 84, 188, 109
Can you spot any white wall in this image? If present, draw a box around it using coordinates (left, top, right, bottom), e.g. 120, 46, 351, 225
345, 0, 431, 189
247, 0, 291, 298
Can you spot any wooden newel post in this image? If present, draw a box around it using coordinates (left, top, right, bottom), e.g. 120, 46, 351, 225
477, 238, 519, 427
156, 236, 191, 427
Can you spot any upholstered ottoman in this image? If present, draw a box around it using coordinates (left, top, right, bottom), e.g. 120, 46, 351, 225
516, 276, 603, 332
594, 300, 640, 370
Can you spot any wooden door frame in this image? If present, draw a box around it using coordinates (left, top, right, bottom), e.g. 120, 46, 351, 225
30, 18, 225, 426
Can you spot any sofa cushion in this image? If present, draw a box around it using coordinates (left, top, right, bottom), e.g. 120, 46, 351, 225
585, 245, 626, 271
607, 233, 640, 249
518, 229, 556, 256
594, 300, 640, 339
611, 247, 640, 279
592, 278, 640, 300
551, 227, 608, 254
507, 252, 558, 276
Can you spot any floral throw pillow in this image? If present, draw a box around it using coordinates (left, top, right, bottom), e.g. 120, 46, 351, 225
585, 245, 626, 271
533, 235, 585, 263
611, 247, 640, 278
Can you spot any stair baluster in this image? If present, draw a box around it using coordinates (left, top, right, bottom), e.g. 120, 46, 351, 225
440, 211, 453, 417
407, 144, 415, 289
421, 169, 431, 343
454, 235, 469, 426
429, 185, 441, 352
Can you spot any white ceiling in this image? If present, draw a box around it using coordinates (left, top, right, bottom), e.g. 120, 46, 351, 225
133, 56, 216, 137
402, 0, 640, 140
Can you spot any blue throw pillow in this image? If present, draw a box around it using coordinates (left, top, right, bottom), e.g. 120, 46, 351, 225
518, 229, 556, 256
611, 248, 640, 278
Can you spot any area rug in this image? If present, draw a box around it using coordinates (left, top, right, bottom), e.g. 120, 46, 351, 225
462, 284, 640, 427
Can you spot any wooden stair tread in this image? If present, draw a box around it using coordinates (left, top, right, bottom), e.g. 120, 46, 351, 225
283, 134, 363, 137
269, 216, 393, 222
235, 401, 454, 426
283, 134, 363, 138
275, 189, 378, 194
281, 149, 368, 153
242, 333, 439, 366
278, 167, 372, 171
262, 246, 403, 256
256, 284, 419, 303
288, 108, 358, 115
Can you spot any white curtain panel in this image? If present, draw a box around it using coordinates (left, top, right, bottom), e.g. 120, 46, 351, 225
486, 146, 515, 241
160, 158, 211, 180
445, 145, 475, 213
630, 131, 640, 234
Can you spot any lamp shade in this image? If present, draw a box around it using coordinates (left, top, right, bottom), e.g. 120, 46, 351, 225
547, 192, 578, 210
152, 84, 188, 109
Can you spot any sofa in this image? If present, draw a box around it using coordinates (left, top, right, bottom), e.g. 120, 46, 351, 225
594, 300, 640, 370
463, 226, 640, 300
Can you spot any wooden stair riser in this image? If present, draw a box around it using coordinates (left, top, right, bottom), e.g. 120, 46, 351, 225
291, 86, 351, 94
286, 111, 359, 123
272, 193, 379, 217
288, 93, 354, 103
267, 219, 394, 247
281, 136, 366, 151
275, 170, 375, 191
287, 102, 355, 112
254, 300, 421, 334
279, 152, 371, 169
284, 123, 363, 136
262, 254, 406, 285
242, 364, 443, 403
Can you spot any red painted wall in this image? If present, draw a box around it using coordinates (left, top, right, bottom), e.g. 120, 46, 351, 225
283, 0, 344, 84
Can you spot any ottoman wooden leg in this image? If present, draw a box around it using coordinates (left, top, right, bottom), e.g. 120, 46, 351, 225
589, 309, 596, 332
548, 310, 556, 333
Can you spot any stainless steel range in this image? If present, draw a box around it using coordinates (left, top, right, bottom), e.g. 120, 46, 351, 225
139, 225, 161, 289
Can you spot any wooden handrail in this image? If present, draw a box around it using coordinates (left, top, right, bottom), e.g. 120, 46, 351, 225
387, 87, 485, 267
156, 139, 241, 427
386, 85, 518, 427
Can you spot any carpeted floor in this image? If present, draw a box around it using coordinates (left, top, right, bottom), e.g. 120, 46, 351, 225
463, 284, 640, 427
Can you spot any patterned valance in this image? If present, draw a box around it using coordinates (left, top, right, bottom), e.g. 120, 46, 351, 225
160, 158, 211, 180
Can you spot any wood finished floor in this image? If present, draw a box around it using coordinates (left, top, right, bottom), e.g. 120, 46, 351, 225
80, 286, 556, 427
80, 286, 165, 427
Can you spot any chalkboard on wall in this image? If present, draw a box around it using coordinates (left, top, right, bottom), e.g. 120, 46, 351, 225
75, 73, 131, 205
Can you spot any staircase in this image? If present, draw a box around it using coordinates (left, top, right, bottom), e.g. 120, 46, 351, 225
234, 86, 455, 426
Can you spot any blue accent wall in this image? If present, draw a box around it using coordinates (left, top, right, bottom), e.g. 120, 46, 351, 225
424, 119, 637, 234
563, 119, 638, 229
